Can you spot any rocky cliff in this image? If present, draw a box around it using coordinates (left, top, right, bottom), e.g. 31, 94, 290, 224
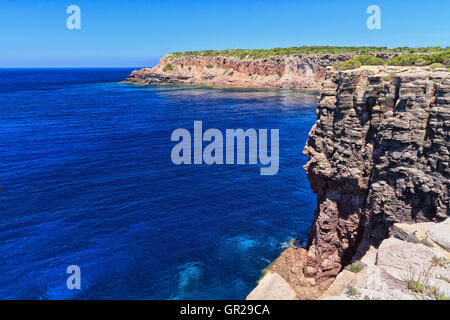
124, 53, 400, 89
248, 65, 450, 299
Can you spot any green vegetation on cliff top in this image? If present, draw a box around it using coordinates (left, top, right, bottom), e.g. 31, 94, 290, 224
168, 46, 449, 60
386, 51, 450, 66
335, 55, 385, 70
335, 51, 450, 70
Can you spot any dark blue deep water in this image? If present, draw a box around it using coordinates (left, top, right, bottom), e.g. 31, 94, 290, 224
0, 69, 317, 299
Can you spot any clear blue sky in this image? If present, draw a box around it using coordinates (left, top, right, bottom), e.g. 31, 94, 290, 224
1, 0, 449, 67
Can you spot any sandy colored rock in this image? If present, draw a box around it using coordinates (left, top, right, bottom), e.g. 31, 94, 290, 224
320, 270, 356, 298
425, 220, 450, 251
377, 238, 445, 271
359, 246, 378, 266
353, 266, 406, 293
246, 272, 297, 300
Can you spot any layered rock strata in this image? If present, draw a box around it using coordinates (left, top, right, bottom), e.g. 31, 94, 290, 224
124, 53, 400, 89
248, 66, 450, 299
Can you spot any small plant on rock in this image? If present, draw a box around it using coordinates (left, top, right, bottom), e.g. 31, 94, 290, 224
345, 261, 366, 273
426, 285, 449, 300
404, 257, 449, 300
405, 278, 424, 293
345, 285, 360, 298
162, 64, 173, 72
431, 256, 449, 268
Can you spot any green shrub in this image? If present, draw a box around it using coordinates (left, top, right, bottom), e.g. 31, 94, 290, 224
188, 66, 192, 71
405, 279, 423, 293
335, 55, 384, 71
430, 63, 444, 69
345, 261, 366, 273
387, 54, 418, 66
228, 71, 234, 76
431, 256, 449, 268
387, 51, 450, 66
335, 59, 361, 71
162, 64, 173, 72
352, 55, 385, 65
345, 285, 360, 298
444, 57, 450, 67
206, 64, 214, 69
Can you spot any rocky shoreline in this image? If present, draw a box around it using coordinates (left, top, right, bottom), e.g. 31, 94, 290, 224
249, 65, 450, 300
123, 53, 402, 90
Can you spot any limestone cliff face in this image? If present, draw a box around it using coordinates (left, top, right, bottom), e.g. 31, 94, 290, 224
124, 53, 400, 89
303, 65, 450, 289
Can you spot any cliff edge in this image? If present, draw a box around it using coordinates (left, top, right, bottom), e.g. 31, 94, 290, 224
248, 65, 450, 299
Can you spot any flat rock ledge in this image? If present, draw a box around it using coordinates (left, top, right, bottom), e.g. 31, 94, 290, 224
247, 272, 297, 300
321, 218, 450, 300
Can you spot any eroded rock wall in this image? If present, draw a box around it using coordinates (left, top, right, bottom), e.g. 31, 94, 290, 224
303, 66, 450, 289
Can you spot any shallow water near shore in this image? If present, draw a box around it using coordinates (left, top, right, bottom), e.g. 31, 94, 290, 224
0, 68, 317, 299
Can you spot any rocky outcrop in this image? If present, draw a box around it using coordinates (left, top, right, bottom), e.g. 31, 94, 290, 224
247, 272, 298, 300
321, 219, 450, 300
124, 53, 401, 90
247, 65, 449, 300
302, 65, 450, 295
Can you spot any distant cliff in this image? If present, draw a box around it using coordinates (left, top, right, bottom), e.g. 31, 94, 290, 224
248, 65, 450, 299
124, 53, 401, 90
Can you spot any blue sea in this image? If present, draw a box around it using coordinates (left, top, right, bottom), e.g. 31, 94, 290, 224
0, 68, 317, 300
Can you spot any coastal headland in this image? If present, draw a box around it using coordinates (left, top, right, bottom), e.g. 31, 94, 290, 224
124, 46, 449, 90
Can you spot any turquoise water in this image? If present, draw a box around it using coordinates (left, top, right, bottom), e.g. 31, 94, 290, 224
0, 68, 317, 299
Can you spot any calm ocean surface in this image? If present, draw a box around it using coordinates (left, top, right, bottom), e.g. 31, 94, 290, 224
0, 68, 317, 299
